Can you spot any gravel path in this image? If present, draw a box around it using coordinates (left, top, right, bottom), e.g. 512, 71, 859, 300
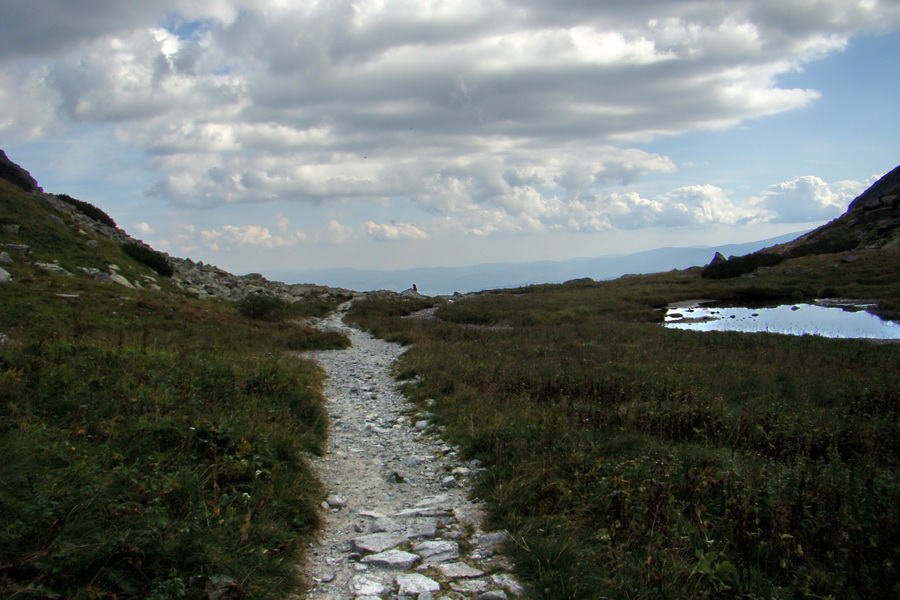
298, 304, 525, 600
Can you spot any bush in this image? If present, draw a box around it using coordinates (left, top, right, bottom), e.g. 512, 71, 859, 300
237, 293, 290, 322
56, 194, 117, 228
701, 252, 784, 279
122, 242, 174, 277
785, 235, 859, 258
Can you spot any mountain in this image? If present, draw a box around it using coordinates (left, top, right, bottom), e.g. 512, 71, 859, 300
267, 233, 807, 296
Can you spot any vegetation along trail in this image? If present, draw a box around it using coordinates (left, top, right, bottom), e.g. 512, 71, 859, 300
299, 303, 525, 600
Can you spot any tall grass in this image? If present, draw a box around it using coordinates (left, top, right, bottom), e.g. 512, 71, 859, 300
0, 342, 327, 599
347, 268, 900, 600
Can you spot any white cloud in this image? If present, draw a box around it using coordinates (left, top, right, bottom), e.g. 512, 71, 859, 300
362, 221, 430, 241
758, 175, 869, 223
1, 0, 897, 242
134, 221, 155, 235
199, 224, 307, 250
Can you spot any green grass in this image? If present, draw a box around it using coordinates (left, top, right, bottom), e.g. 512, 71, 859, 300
0, 179, 350, 599
346, 257, 900, 600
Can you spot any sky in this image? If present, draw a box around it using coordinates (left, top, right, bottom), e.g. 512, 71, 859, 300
1, 0, 899, 279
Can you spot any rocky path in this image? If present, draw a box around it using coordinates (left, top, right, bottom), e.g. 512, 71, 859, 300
298, 304, 525, 600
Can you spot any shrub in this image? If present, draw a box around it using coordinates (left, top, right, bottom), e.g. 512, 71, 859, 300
701, 252, 784, 279
785, 235, 859, 258
122, 242, 174, 277
237, 293, 290, 322
56, 193, 117, 228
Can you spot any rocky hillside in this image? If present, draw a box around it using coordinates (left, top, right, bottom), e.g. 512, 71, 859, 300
769, 164, 900, 257
0, 149, 423, 304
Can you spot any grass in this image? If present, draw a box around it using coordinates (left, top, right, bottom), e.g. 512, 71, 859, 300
0, 180, 351, 599
345, 255, 900, 600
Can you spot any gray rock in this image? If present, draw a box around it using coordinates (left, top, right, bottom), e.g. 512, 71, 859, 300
395, 573, 440, 595
369, 516, 400, 533
1, 224, 19, 235
0, 251, 11, 265
404, 518, 437, 540
351, 575, 390, 596
450, 579, 489, 594
35, 262, 72, 277
478, 591, 509, 600
440, 475, 457, 488
46, 214, 66, 228
0, 267, 10, 282
325, 494, 347, 508
436, 562, 484, 579
360, 549, 420, 570
489, 574, 525, 596
474, 531, 511, 550
109, 273, 135, 289
413, 540, 459, 563
352, 533, 405, 554
4, 244, 30, 256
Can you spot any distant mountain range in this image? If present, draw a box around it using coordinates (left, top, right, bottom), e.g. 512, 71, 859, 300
267, 233, 807, 296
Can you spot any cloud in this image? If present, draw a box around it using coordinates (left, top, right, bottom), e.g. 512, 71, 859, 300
1, 0, 898, 231
134, 222, 155, 235
758, 175, 869, 223
198, 224, 307, 251
363, 221, 429, 241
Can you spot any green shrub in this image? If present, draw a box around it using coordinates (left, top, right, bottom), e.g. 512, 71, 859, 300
56, 193, 117, 228
237, 293, 290, 322
785, 235, 859, 258
122, 242, 174, 277
701, 252, 784, 279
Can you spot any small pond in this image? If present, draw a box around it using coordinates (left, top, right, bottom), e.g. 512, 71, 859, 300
664, 299, 900, 340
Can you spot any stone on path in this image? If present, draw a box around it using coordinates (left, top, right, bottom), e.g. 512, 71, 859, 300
437, 562, 485, 579
352, 532, 404, 554
395, 573, 441, 595
359, 549, 420, 569
350, 575, 389, 596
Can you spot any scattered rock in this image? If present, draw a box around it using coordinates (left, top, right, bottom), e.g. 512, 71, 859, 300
35, 262, 72, 277
360, 549, 420, 570
0, 267, 10, 282
436, 562, 485, 579
352, 533, 405, 554
396, 573, 441, 595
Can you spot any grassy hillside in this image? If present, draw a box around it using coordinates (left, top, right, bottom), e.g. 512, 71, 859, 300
346, 254, 900, 600
0, 179, 347, 599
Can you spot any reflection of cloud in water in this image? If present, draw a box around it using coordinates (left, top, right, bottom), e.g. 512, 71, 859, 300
664, 301, 900, 339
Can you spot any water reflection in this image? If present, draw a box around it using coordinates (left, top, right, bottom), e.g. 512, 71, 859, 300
664, 300, 900, 340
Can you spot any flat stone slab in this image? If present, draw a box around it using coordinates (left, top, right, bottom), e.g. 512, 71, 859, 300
413, 540, 459, 563
449, 578, 489, 593
352, 532, 404, 554
437, 562, 485, 579
404, 517, 438, 539
360, 549, 420, 570
351, 575, 389, 596
396, 573, 441, 595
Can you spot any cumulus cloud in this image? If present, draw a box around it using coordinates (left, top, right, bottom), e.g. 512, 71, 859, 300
758, 176, 869, 223
363, 221, 429, 241
133, 222, 155, 236
1, 0, 897, 233
199, 224, 307, 250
